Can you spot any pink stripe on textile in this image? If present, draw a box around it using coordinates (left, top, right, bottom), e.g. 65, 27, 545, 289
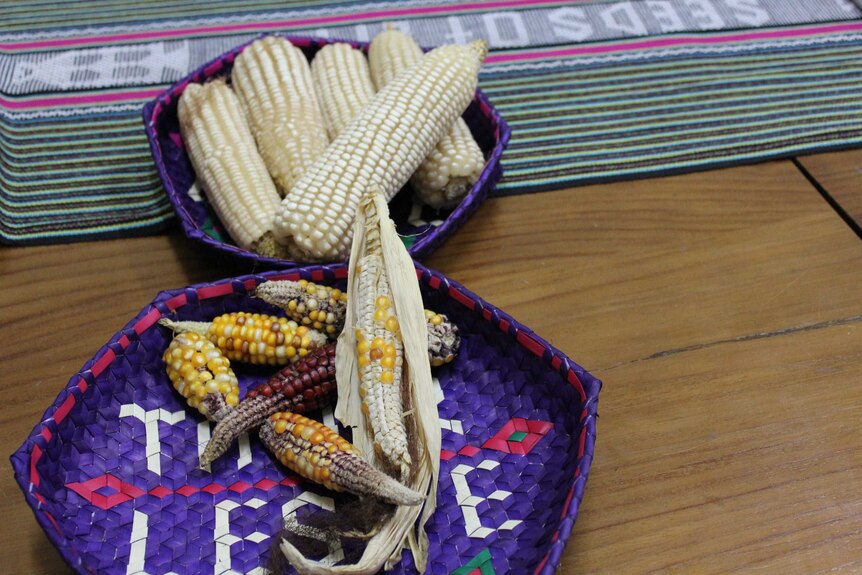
0, 88, 162, 110
0, 0, 576, 51
487, 21, 862, 63
6, 20, 859, 110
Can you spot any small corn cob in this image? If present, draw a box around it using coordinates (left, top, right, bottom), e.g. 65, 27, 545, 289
310, 43, 377, 140
163, 332, 240, 420
255, 279, 347, 337
255, 279, 460, 365
178, 80, 289, 258
260, 411, 423, 505
158, 312, 327, 366
352, 196, 412, 479
232, 36, 329, 196
369, 28, 486, 210
200, 343, 337, 467
425, 309, 460, 366
272, 40, 488, 261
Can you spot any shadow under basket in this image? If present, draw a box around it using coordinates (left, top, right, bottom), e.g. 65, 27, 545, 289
12, 263, 599, 575
143, 34, 511, 269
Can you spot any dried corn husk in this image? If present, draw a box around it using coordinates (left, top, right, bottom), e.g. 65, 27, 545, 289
279, 191, 440, 574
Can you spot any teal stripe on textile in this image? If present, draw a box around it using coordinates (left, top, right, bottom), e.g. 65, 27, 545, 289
4, 23, 862, 243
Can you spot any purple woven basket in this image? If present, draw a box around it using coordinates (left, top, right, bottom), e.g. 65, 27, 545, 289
12, 264, 599, 575
143, 35, 510, 268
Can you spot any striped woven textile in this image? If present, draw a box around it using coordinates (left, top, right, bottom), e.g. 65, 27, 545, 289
2, 0, 862, 244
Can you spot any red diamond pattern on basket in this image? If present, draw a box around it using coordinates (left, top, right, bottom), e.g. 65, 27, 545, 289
148, 486, 171, 498
254, 478, 278, 490
481, 418, 552, 455
65, 474, 299, 510
228, 481, 253, 493
66, 474, 145, 510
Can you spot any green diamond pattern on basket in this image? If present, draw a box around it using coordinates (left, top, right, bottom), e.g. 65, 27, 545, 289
451, 548, 495, 575
201, 215, 225, 242
482, 417, 553, 455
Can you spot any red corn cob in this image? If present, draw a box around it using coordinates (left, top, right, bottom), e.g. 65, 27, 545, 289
199, 343, 337, 467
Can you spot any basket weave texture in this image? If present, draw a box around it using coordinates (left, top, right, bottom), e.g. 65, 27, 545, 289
11, 263, 599, 575
142, 35, 510, 268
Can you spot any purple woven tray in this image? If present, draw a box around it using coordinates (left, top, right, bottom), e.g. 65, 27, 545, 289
12, 264, 599, 575
143, 34, 510, 268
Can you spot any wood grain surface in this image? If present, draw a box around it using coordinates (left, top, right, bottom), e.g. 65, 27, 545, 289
797, 149, 862, 234
1, 157, 861, 574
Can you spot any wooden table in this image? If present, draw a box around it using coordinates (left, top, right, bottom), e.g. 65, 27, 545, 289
2, 151, 861, 574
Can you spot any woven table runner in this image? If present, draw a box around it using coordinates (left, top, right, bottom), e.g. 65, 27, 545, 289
2, 0, 862, 244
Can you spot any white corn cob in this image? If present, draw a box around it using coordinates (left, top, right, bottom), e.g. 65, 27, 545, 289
367, 28, 422, 88
317, 191, 439, 573
369, 28, 486, 210
178, 80, 289, 258
232, 36, 329, 197
272, 40, 488, 261
353, 200, 410, 479
310, 43, 377, 140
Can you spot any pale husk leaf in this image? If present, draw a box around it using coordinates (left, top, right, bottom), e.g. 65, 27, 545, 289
281, 192, 439, 574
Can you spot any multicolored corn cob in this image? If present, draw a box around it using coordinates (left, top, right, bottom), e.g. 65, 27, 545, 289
255, 279, 461, 364
199, 343, 337, 467
425, 309, 460, 367
159, 312, 327, 366
352, 196, 412, 480
255, 279, 347, 337
163, 332, 239, 420
260, 411, 423, 505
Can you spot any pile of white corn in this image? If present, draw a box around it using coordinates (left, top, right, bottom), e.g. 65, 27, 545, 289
178, 29, 488, 262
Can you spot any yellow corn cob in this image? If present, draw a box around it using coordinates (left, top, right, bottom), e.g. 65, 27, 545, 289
310, 43, 377, 140
272, 40, 488, 262
159, 312, 327, 366
232, 36, 329, 196
369, 28, 486, 210
178, 80, 289, 258
260, 412, 422, 505
163, 332, 240, 419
